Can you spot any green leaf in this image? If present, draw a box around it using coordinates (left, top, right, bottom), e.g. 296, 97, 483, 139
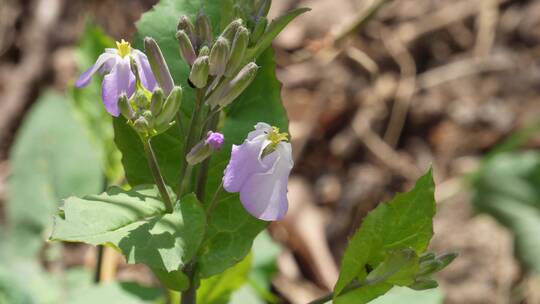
369, 286, 444, 304
197, 253, 252, 304
472, 151, 540, 273
334, 169, 436, 303
114, 0, 288, 278
51, 187, 206, 273
7, 92, 102, 257
246, 7, 311, 60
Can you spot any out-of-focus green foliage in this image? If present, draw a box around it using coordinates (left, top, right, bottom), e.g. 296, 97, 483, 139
472, 151, 540, 273
6, 92, 102, 257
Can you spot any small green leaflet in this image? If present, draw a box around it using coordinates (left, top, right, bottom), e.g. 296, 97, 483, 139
334, 169, 436, 303
51, 187, 206, 274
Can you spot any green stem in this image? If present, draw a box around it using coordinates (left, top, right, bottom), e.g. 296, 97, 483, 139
177, 89, 205, 197
180, 263, 196, 304
143, 137, 174, 213
195, 110, 220, 202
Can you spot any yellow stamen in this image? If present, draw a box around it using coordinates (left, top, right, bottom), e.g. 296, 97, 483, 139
116, 39, 131, 58
262, 126, 289, 157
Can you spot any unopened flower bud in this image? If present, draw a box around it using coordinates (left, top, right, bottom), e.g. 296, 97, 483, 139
419, 252, 436, 263
221, 19, 243, 42
250, 17, 267, 45
418, 259, 442, 276
144, 37, 174, 95
198, 45, 210, 57
225, 26, 249, 77
177, 15, 195, 41
253, 0, 271, 18
189, 56, 209, 88
195, 12, 213, 47
206, 62, 258, 108
409, 278, 438, 291
150, 88, 164, 115
209, 37, 230, 76
186, 131, 224, 165
434, 252, 458, 272
142, 110, 154, 128
176, 30, 196, 65
154, 86, 183, 132
133, 116, 150, 134
118, 94, 135, 120
133, 91, 149, 110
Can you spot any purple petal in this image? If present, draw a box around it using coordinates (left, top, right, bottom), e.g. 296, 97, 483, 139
133, 49, 158, 91
240, 142, 293, 221
76, 52, 117, 88
101, 57, 135, 116
223, 137, 268, 193
205, 131, 224, 150
247, 122, 272, 140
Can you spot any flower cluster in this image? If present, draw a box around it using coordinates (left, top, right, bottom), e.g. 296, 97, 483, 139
75, 11, 293, 222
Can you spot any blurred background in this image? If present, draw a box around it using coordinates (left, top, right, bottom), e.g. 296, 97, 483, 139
1, 0, 540, 303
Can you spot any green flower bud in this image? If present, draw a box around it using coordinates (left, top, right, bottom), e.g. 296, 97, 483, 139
150, 88, 164, 115
155, 86, 183, 132
176, 30, 196, 65
253, 0, 271, 18
225, 26, 249, 77
434, 252, 458, 272
209, 36, 230, 76
189, 56, 209, 88
419, 252, 436, 263
199, 45, 210, 57
418, 260, 442, 277
186, 141, 211, 165
409, 278, 438, 291
250, 17, 267, 45
133, 91, 149, 110
195, 12, 213, 47
144, 37, 174, 95
142, 110, 154, 128
133, 116, 150, 134
221, 19, 243, 42
206, 62, 258, 108
118, 94, 135, 120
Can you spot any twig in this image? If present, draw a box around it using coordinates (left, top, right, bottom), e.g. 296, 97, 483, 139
334, 0, 394, 44
380, 27, 417, 148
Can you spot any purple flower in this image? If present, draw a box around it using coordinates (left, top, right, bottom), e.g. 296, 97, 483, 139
205, 131, 224, 150
75, 40, 157, 117
223, 123, 293, 221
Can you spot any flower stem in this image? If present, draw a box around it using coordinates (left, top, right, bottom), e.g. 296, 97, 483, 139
307, 280, 366, 304
177, 89, 205, 197
143, 137, 174, 213
195, 109, 220, 202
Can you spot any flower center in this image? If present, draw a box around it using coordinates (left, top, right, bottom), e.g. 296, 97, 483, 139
262, 126, 289, 157
116, 39, 131, 58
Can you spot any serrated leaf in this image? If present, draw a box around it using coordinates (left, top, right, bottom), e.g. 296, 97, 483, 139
334, 169, 436, 303
114, 0, 288, 278
51, 187, 205, 273
7, 92, 102, 258
472, 151, 540, 273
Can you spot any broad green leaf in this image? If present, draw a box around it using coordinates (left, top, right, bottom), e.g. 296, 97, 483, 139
7, 92, 102, 257
369, 286, 444, 304
71, 25, 124, 182
197, 253, 252, 304
51, 187, 206, 273
472, 151, 540, 273
334, 169, 436, 303
115, 0, 287, 278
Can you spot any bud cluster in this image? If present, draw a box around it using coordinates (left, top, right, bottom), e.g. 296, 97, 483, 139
231, 0, 271, 46
409, 251, 458, 290
119, 86, 183, 138
176, 13, 259, 109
